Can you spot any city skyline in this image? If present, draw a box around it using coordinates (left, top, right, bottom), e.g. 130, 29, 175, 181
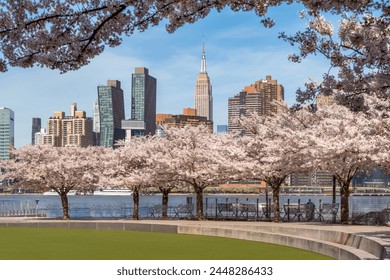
1, 4, 331, 148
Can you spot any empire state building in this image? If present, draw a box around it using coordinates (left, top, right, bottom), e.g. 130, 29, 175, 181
194, 45, 213, 122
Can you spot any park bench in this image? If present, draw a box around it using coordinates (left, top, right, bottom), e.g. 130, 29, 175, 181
217, 203, 235, 218
148, 205, 166, 218
283, 203, 306, 221
173, 204, 194, 218
315, 203, 339, 222
237, 203, 258, 219
283, 202, 316, 221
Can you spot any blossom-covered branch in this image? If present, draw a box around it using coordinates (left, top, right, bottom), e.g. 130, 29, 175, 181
280, 2, 389, 109
0, 0, 381, 72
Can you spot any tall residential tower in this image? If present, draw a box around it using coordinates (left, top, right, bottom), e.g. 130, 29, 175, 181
0, 107, 14, 160
194, 45, 213, 122
44, 103, 93, 147
228, 75, 284, 134
125, 67, 156, 137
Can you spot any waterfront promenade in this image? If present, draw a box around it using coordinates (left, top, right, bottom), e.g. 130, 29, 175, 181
0, 217, 389, 260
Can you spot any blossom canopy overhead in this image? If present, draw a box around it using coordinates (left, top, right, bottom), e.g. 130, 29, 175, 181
0, 0, 386, 73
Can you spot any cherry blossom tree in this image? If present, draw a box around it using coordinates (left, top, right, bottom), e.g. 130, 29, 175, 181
236, 106, 310, 222
265, 99, 389, 224
147, 135, 180, 220
162, 125, 239, 220
306, 103, 389, 223
102, 138, 154, 220
0, 0, 384, 73
3, 145, 104, 219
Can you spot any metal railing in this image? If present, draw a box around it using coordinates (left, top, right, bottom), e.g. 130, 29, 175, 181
1, 196, 389, 225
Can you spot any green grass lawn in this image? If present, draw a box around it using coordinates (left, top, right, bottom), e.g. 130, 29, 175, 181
0, 227, 333, 260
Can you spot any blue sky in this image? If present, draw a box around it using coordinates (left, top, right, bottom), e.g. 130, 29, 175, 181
1, 3, 331, 148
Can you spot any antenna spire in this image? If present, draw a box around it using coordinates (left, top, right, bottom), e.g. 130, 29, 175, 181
201, 39, 206, 73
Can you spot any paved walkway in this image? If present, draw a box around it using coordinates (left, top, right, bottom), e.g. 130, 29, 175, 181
0, 217, 389, 259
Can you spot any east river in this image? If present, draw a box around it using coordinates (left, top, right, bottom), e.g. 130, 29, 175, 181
1, 193, 389, 220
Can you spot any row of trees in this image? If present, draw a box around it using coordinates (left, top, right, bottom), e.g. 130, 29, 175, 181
1, 100, 389, 223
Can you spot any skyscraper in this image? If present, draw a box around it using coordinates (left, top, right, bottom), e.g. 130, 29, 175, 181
44, 103, 93, 147
98, 80, 125, 147
228, 75, 284, 134
93, 100, 100, 133
129, 67, 156, 136
92, 100, 100, 146
194, 45, 213, 122
31, 118, 41, 145
0, 107, 14, 160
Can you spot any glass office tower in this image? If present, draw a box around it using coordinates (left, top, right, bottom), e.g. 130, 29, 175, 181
98, 80, 125, 147
31, 117, 41, 145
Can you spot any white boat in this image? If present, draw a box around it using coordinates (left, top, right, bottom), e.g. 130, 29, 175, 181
93, 189, 133, 196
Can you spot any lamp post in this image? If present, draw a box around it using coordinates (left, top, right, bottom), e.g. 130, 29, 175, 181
265, 184, 270, 220
332, 176, 336, 223
35, 200, 39, 217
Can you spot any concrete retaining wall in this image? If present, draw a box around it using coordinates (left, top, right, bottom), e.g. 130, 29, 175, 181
0, 220, 179, 233
176, 225, 374, 260
204, 224, 386, 259
0, 220, 385, 260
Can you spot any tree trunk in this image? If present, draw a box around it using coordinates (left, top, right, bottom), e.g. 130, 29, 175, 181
272, 185, 281, 223
161, 188, 170, 220
132, 186, 140, 220
339, 183, 350, 224
195, 188, 204, 220
60, 192, 70, 220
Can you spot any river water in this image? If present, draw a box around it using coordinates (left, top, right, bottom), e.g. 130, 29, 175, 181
1, 193, 389, 220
